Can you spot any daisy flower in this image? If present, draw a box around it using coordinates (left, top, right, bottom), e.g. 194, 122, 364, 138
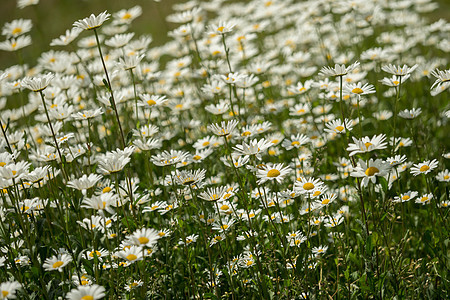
282, 134, 310, 150
139, 94, 168, 107
113, 5, 143, 25
128, 228, 160, 248
346, 134, 387, 156
324, 118, 353, 134
398, 108, 422, 119
286, 231, 307, 247
208, 21, 236, 35
350, 158, 390, 187
0, 281, 21, 299
43, 253, 72, 272
256, 163, 291, 184
415, 193, 433, 205
66, 284, 106, 300
382, 64, 418, 76
67, 174, 102, 191
312, 245, 328, 256
73, 11, 111, 31
2, 19, 32, 38
319, 61, 360, 77
436, 169, 450, 182
21, 73, 54, 92
117, 245, 144, 264
386, 155, 407, 166
344, 82, 376, 96
151, 149, 190, 167
410, 159, 438, 176
0, 35, 32, 51
430, 68, 450, 92
294, 177, 324, 195
85, 249, 109, 261
379, 75, 410, 87
179, 234, 199, 246
393, 191, 418, 203
174, 169, 206, 186
208, 120, 239, 137
50, 27, 83, 46
232, 138, 272, 159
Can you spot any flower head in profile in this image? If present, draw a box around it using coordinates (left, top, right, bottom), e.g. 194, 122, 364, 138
344, 82, 376, 96
398, 108, 422, 119
208, 21, 236, 35
208, 120, 239, 137
319, 61, 360, 77
382, 64, 418, 76
21, 73, 54, 92
50, 27, 83, 46
73, 11, 111, 31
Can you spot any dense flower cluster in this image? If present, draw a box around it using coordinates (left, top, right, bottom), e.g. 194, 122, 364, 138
0, 0, 448, 299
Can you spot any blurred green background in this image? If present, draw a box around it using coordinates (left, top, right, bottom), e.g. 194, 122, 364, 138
0, 0, 180, 70
0, 0, 449, 71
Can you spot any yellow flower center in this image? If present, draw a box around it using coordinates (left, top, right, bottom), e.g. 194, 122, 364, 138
303, 182, 315, 190
147, 99, 156, 106
351, 87, 364, 94
217, 26, 225, 32
365, 167, 379, 176
267, 169, 281, 178
102, 187, 111, 193
419, 165, 430, 172
220, 205, 229, 210
175, 104, 183, 109
242, 131, 251, 136
12, 27, 22, 35
193, 155, 201, 160
2, 291, 9, 297
421, 197, 428, 202
291, 141, 300, 146
364, 142, 373, 148
126, 254, 138, 261
158, 232, 166, 237
335, 126, 344, 131
401, 195, 410, 201
0, 162, 6, 167
221, 224, 229, 230
52, 261, 64, 268
313, 190, 321, 197
393, 80, 399, 85
122, 13, 132, 20
322, 199, 330, 205
138, 237, 149, 244
246, 260, 254, 266
81, 296, 94, 300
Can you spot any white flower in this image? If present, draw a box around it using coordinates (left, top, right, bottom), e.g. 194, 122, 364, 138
346, 134, 387, 156
410, 159, 439, 176
0, 281, 21, 299
350, 159, 390, 187
382, 64, 418, 76
319, 61, 360, 77
73, 11, 111, 31
66, 284, 106, 300
21, 73, 54, 92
